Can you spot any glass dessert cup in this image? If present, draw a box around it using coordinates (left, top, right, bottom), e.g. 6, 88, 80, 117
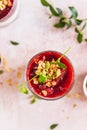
0, 0, 19, 26
26, 51, 74, 100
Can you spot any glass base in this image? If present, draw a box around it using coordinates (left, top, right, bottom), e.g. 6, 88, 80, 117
0, 0, 20, 27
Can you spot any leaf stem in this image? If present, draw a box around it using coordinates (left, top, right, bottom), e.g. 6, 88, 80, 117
58, 47, 71, 61
29, 75, 39, 82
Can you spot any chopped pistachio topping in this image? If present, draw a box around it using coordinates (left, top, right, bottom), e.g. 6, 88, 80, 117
41, 90, 47, 96
32, 57, 66, 88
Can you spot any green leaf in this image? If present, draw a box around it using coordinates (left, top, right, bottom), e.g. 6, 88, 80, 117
0, 70, 4, 74
10, 41, 19, 45
49, 5, 59, 16
38, 74, 47, 83
41, 0, 59, 16
56, 8, 62, 16
50, 124, 58, 129
54, 22, 65, 28
57, 61, 67, 69
66, 19, 72, 29
56, 69, 61, 77
0, 57, 1, 64
30, 98, 36, 104
75, 19, 82, 25
40, 0, 49, 6
81, 22, 86, 31
30, 95, 40, 104
58, 47, 71, 61
75, 27, 79, 33
45, 61, 50, 70
77, 32, 83, 43
69, 6, 78, 18
54, 17, 66, 28
49, 15, 53, 19
56, 48, 70, 68
20, 87, 29, 94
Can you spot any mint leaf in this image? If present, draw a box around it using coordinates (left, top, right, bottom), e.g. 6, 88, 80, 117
50, 124, 58, 129
40, 0, 49, 6
81, 22, 86, 31
49, 5, 59, 16
69, 6, 78, 18
75, 19, 82, 25
45, 61, 50, 70
77, 32, 83, 43
38, 74, 47, 83
56, 8, 62, 16
30, 95, 40, 104
54, 18, 66, 28
0, 57, 1, 64
30, 98, 36, 104
10, 41, 19, 45
54, 22, 65, 28
57, 61, 67, 69
20, 87, 29, 94
41, 0, 59, 16
75, 27, 79, 33
66, 19, 72, 29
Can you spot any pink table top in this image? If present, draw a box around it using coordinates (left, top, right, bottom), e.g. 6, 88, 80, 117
0, 0, 87, 130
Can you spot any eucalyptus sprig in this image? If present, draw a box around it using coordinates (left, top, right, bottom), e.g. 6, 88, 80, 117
41, 0, 87, 43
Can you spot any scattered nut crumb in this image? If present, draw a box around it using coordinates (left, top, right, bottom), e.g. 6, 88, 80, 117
73, 104, 77, 108
66, 93, 71, 98
75, 93, 81, 99
7, 0, 12, 6
3, 57, 8, 66
33, 78, 38, 84
13, 81, 18, 86
1, 57, 13, 72
17, 71, 22, 78
18, 67, 23, 71
52, 81, 56, 86
0, 82, 3, 85
4, 67, 13, 72
6, 79, 12, 86
46, 81, 51, 87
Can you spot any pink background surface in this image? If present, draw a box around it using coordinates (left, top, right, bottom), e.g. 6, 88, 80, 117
0, 0, 87, 130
